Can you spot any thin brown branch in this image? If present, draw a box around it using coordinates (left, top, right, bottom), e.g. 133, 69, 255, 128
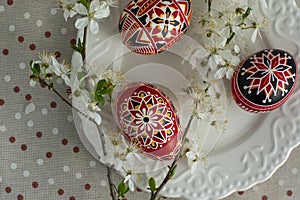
208, 0, 212, 12
150, 113, 194, 200
82, 26, 88, 61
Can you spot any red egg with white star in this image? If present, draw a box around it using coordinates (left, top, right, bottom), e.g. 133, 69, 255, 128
231, 49, 298, 113
115, 82, 181, 160
119, 0, 192, 55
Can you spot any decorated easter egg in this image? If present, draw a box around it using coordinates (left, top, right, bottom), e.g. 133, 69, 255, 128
115, 82, 181, 160
119, 0, 192, 55
231, 49, 297, 113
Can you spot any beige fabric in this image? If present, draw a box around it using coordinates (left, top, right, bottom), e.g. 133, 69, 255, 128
0, 1, 299, 200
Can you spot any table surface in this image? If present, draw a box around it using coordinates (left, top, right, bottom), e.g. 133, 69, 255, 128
1, 1, 300, 200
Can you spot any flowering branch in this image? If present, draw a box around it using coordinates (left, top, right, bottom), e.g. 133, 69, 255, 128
149, 110, 195, 200
29, 1, 268, 200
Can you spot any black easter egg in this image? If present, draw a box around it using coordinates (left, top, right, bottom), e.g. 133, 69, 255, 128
231, 49, 298, 113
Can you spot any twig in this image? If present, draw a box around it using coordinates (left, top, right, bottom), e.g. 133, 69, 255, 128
81, 25, 117, 200
107, 166, 118, 200
97, 125, 118, 200
39, 79, 93, 121
208, 0, 212, 12
150, 113, 195, 200
82, 26, 87, 61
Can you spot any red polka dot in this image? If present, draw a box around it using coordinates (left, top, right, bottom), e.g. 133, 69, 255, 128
46, 152, 53, 158
0, 99, 5, 106
84, 184, 91, 190
18, 36, 24, 43
69, 196, 76, 200
55, 51, 61, 58
29, 44, 36, 51
21, 144, 27, 151
45, 31, 51, 38
9, 137, 16, 143
262, 195, 268, 200
66, 88, 72, 96
50, 101, 57, 108
40, 82, 47, 88
7, 0, 13, 5
62, 139, 68, 145
2, 49, 9, 56
5, 186, 12, 193
36, 131, 43, 138
73, 146, 80, 153
58, 189, 64, 195
17, 194, 23, 200
13, 86, 20, 93
238, 191, 244, 195
32, 181, 39, 188
287, 190, 293, 196
25, 94, 32, 101
70, 39, 76, 45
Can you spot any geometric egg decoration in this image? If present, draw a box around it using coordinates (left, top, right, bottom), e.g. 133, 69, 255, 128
231, 49, 298, 113
119, 0, 192, 55
115, 82, 182, 160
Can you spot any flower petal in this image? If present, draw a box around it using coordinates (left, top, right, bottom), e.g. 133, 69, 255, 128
75, 3, 88, 15
89, 19, 99, 34
128, 179, 135, 191
94, 1, 110, 19
90, 0, 100, 12
251, 28, 258, 43
214, 67, 227, 79
225, 68, 234, 79
75, 17, 89, 30
92, 112, 102, 125
208, 56, 218, 70
30, 79, 37, 87
69, 10, 77, 18
63, 10, 69, 21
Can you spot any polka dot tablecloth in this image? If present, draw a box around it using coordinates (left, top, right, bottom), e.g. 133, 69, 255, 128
0, 1, 300, 200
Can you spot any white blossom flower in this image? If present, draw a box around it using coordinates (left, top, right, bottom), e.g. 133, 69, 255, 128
75, 0, 110, 34
48, 57, 72, 86
29, 79, 37, 87
186, 148, 206, 174
101, 70, 125, 85
214, 50, 240, 79
38, 51, 55, 66
58, 0, 78, 21
124, 172, 135, 191
105, 0, 119, 7
100, 133, 131, 171
249, 16, 268, 43
205, 35, 227, 70
80, 90, 102, 124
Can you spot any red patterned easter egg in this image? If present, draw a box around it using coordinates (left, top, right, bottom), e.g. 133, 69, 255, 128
115, 82, 181, 160
232, 49, 297, 113
119, 0, 192, 55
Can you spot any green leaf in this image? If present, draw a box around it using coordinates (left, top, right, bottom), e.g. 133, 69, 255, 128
96, 95, 105, 106
242, 7, 252, 20
96, 79, 107, 90
117, 181, 129, 198
71, 39, 84, 54
79, 0, 89, 9
168, 164, 177, 179
30, 61, 41, 75
148, 177, 156, 191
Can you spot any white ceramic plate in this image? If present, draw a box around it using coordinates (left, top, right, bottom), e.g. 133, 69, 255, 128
72, 0, 300, 199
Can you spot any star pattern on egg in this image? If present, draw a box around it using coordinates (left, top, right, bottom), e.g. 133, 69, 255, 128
242, 50, 296, 103
116, 82, 181, 160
